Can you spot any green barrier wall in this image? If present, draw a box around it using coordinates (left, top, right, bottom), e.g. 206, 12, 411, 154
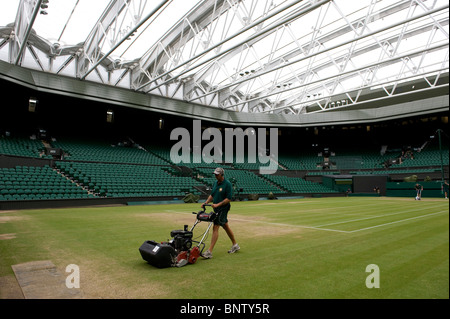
386, 181, 445, 198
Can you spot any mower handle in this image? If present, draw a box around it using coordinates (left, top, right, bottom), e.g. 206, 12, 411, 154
192, 204, 212, 215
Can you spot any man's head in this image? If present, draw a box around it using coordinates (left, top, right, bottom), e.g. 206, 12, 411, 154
214, 167, 224, 182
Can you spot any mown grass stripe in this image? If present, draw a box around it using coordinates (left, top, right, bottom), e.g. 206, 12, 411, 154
348, 210, 449, 233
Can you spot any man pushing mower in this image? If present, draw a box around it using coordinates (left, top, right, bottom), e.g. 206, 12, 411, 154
139, 167, 239, 268
201, 167, 240, 259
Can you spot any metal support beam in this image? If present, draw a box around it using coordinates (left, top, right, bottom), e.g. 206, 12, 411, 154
79, 0, 170, 81
189, 3, 449, 105
77, 0, 129, 79
227, 42, 448, 112
12, 0, 43, 65
136, 0, 316, 92
132, 0, 230, 90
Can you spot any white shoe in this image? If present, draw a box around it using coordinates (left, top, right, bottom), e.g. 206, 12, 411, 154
228, 244, 240, 254
202, 250, 213, 259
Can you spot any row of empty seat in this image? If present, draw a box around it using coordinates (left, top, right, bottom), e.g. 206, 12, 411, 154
52, 139, 169, 165
261, 174, 339, 194
55, 161, 204, 198
0, 136, 53, 159
194, 167, 286, 194
0, 166, 92, 201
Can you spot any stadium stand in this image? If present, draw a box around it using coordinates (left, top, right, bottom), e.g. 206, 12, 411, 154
0, 165, 91, 201
277, 151, 320, 170
261, 174, 339, 194
0, 125, 448, 208
55, 161, 204, 198
52, 138, 170, 165
194, 167, 285, 195
0, 135, 52, 159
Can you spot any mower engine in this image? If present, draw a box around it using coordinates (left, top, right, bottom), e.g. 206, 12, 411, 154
170, 226, 193, 252
169, 225, 200, 267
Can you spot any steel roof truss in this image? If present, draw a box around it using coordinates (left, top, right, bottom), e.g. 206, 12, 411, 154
219, 3, 449, 113
11, 0, 43, 65
188, 1, 448, 108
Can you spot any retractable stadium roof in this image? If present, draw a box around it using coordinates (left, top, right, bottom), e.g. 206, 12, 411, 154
0, 0, 448, 126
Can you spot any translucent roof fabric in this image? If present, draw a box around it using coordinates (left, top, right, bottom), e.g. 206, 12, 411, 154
0, 0, 448, 115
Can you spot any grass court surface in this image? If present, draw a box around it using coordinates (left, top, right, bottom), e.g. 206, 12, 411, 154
0, 197, 448, 299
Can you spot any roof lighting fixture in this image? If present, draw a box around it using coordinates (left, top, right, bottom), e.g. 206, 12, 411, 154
40, 0, 49, 15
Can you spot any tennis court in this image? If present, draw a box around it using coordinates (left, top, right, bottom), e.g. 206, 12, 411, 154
0, 197, 448, 299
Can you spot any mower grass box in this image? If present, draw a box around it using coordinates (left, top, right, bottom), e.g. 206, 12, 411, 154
139, 240, 177, 268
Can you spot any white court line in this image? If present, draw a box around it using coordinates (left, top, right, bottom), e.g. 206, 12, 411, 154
233, 210, 448, 234
348, 210, 449, 233
232, 218, 351, 233
312, 204, 445, 227
166, 209, 352, 233
165, 208, 448, 234
260, 202, 393, 220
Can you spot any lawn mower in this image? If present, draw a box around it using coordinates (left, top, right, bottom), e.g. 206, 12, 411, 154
139, 204, 217, 268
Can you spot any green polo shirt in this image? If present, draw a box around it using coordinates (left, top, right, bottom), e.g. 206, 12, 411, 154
211, 178, 233, 226
211, 178, 233, 205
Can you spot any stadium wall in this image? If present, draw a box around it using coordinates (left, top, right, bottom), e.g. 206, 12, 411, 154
0, 60, 448, 128
386, 181, 445, 198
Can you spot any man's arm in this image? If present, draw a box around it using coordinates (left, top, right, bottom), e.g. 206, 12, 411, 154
202, 195, 213, 208
212, 198, 230, 209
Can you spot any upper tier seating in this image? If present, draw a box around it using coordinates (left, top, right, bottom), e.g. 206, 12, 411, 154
52, 139, 169, 165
